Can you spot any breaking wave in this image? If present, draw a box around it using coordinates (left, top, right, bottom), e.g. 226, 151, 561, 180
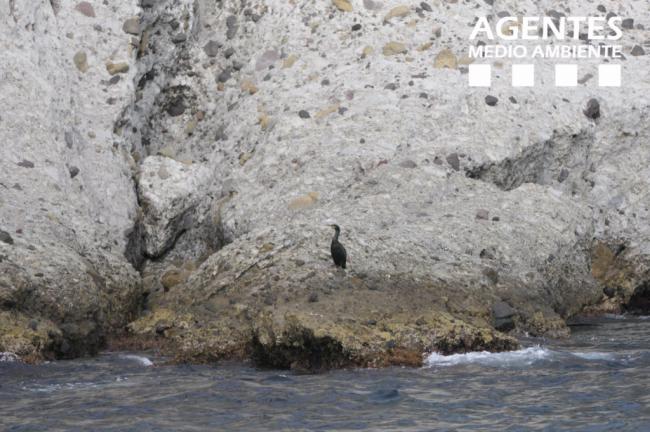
119, 354, 154, 367
425, 346, 625, 368
425, 346, 551, 367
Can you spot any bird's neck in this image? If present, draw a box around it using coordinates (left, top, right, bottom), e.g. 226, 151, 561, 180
332, 230, 340, 242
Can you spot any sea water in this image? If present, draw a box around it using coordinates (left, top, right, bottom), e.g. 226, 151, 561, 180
1, 316, 649, 431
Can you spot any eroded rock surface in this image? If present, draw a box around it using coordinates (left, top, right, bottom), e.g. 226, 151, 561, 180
0, 0, 142, 359
138, 156, 215, 258
2, 0, 650, 367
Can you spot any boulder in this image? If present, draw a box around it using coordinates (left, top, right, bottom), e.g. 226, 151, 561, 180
137, 156, 214, 258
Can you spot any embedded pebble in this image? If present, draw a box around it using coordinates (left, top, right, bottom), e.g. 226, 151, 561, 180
333, 0, 353, 12
384, 6, 410, 22
75, 2, 95, 17
166, 98, 186, 117
434, 49, 458, 69
204, 40, 221, 57
383, 42, 407, 56
122, 18, 140, 35
631, 45, 645, 56
17, 160, 34, 168
446, 153, 460, 171
226, 15, 238, 40
0, 230, 14, 245
363, 0, 382, 10
73, 51, 88, 73
485, 95, 498, 106
584, 99, 600, 119
217, 69, 232, 83
106, 62, 129, 75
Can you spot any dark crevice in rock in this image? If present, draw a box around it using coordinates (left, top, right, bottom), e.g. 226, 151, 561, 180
115, 0, 210, 273
433, 330, 519, 355
118, 1, 203, 162
49, 0, 61, 16
250, 330, 351, 372
125, 218, 146, 271
9, 0, 17, 23
55, 320, 104, 359
145, 225, 190, 262
465, 131, 594, 192
125, 169, 146, 271
625, 281, 650, 314
148, 207, 227, 265
492, 300, 517, 332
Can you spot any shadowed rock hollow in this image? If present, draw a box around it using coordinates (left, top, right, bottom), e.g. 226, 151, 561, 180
2, 0, 650, 368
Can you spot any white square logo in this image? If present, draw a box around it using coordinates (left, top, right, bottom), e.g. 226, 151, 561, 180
555, 64, 578, 87
599, 64, 621, 87
512, 64, 535, 87
469, 64, 491, 87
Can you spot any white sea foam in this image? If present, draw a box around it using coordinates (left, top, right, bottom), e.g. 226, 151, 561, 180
119, 354, 154, 367
603, 313, 650, 321
425, 346, 625, 368
425, 346, 551, 368
25, 382, 101, 393
0, 352, 20, 363
571, 351, 617, 361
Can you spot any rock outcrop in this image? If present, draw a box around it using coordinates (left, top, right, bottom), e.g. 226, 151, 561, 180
1, 0, 650, 368
137, 155, 215, 258
0, 0, 142, 359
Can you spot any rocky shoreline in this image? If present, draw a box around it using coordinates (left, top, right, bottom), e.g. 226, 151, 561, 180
2, 0, 650, 369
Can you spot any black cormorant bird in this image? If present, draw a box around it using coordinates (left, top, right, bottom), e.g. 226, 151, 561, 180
329, 224, 347, 269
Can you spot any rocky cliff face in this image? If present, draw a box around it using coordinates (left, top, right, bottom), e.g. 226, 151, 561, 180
0, 0, 142, 359
1, 0, 649, 368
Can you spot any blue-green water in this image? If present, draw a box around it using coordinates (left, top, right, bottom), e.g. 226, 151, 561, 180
1, 316, 649, 431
